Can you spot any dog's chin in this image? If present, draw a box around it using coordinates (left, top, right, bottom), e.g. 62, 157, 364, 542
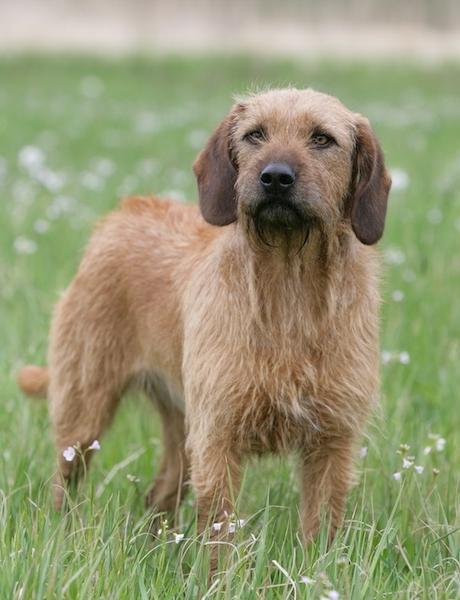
251, 199, 313, 249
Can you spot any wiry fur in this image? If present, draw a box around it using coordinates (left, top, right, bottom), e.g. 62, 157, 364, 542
18, 88, 390, 545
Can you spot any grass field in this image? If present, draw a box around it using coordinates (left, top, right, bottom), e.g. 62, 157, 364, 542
1, 55, 459, 598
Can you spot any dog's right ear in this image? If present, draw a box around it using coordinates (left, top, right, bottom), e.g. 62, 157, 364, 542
193, 105, 242, 226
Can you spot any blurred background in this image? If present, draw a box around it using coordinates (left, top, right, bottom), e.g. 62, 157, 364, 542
1, 2, 460, 598
1, 0, 460, 59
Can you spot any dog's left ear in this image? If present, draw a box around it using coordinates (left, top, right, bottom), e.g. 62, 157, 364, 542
193, 105, 242, 226
349, 117, 392, 245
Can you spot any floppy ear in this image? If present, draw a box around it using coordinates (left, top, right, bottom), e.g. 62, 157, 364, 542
193, 107, 241, 226
349, 118, 392, 245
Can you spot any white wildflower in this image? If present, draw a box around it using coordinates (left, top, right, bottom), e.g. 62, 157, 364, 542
435, 437, 446, 452
46, 195, 75, 219
34, 219, 50, 234
397, 444, 410, 455
18, 145, 45, 170
399, 352, 410, 365
88, 440, 100, 451
80, 171, 103, 191
393, 472, 401, 481
94, 158, 115, 177
381, 351, 392, 364
426, 208, 443, 225
36, 168, 65, 192
402, 458, 413, 469
212, 522, 223, 532
390, 168, 409, 191
391, 290, 404, 302
300, 575, 315, 584
423, 446, 432, 455
14, 237, 37, 255
173, 533, 184, 544
359, 446, 368, 459
414, 465, 424, 474
63, 446, 76, 462
384, 247, 406, 265
135, 111, 160, 134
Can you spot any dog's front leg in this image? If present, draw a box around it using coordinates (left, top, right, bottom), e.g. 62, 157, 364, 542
188, 433, 241, 574
299, 435, 355, 544
189, 439, 241, 532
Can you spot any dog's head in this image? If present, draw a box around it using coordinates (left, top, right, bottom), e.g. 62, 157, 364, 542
193, 88, 391, 246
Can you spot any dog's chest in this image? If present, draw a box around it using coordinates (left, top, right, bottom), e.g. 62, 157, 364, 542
232, 351, 324, 452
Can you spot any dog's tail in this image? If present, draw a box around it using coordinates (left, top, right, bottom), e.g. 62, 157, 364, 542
17, 365, 49, 399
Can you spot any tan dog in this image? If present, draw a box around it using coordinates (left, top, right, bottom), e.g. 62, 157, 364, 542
18, 88, 391, 543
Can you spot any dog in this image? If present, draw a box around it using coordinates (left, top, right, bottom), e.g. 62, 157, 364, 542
18, 87, 391, 543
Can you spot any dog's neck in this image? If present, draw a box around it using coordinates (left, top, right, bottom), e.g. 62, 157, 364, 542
219, 223, 360, 333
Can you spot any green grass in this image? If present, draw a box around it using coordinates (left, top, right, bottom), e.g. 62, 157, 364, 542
1, 54, 460, 598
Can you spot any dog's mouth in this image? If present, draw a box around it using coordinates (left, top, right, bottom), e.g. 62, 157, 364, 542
253, 198, 305, 230
250, 197, 315, 250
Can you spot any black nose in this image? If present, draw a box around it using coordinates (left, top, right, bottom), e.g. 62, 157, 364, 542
260, 162, 296, 193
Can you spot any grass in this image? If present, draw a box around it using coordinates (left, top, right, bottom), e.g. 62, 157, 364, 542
1, 54, 459, 598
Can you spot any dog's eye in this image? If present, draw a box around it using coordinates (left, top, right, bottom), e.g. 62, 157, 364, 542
244, 129, 265, 144
311, 133, 335, 148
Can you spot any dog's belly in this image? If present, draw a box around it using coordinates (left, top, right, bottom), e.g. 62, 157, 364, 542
136, 371, 185, 413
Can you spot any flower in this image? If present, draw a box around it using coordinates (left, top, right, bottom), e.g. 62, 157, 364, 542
402, 458, 414, 469
228, 522, 236, 534
63, 446, 76, 462
14, 237, 37, 255
393, 472, 401, 481
397, 444, 410, 455
426, 208, 443, 225
359, 446, 368, 459
381, 350, 392, 364
88, 440, 100, 451
391, 290, 404, 302
384, 247, 406, 265
34, 219, 50, 234
414, 465, 424, 474
173, 533, 184, 544
423, 446, 432, 455
300, 575, 315, 584
321, 591, 340, 600
390, 168, 409, 191
212, 522, 223, 532
126, 474, 140, 483
399, 352, 410, 365
18, 145, 45, 170
435, 437, 446, 452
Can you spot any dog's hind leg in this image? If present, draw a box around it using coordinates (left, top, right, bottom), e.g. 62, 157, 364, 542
144, 377, 189, 525
49, 374, 122, 511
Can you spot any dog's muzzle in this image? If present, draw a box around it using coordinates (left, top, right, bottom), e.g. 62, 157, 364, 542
253, 162, 304, 230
